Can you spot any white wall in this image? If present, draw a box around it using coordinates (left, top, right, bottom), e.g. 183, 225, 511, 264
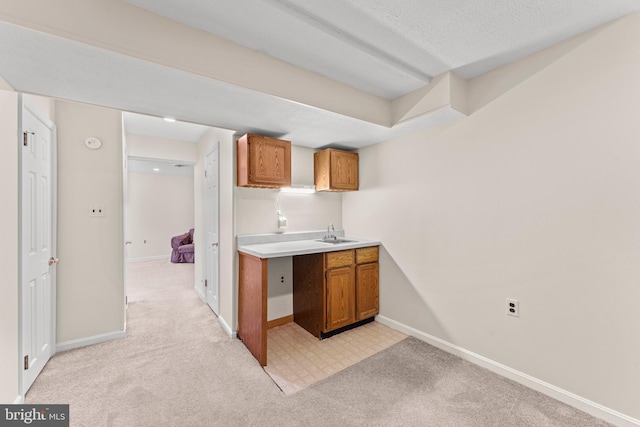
235, 145, 342, 235
343, 14, 640, 421
127, 134, 198, 164
126, 171, 194, 259
267, 257, 293, 321
56, 100, 125, 344
0, 89, 19, 403
235, 188, 342, 235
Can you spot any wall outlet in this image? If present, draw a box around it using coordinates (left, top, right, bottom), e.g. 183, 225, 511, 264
89, 206, 104, 217
277, 214, 287, 229
506, 299, 519, 317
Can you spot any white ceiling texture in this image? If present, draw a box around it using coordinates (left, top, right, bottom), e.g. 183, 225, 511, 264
0, 0, 638, 148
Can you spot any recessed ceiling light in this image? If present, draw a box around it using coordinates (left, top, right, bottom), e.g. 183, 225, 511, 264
153, 168, 160, 172
163, 117, 176, 122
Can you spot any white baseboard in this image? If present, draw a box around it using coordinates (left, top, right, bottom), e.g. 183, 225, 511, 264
194, 285, 206, 302
127, 255, 170, 262
217, 316, 236, 339
56, 330, 126, 353
376, 315, 640, 427
193, 285, 234, 338
13, 395, 24, 404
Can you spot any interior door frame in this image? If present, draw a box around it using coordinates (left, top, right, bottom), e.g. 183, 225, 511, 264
17, 94, 57, 397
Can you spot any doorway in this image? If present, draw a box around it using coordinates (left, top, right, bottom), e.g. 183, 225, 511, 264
125, 157, 196, 264
122, 112, 213, 312
124, 156, 196, 309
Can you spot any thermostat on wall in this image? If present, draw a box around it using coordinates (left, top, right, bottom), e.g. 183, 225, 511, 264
84, 136, 102, 150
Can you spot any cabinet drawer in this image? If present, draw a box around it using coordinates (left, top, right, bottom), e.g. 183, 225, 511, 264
326, 250, 354, 269
356, 246, 378, 264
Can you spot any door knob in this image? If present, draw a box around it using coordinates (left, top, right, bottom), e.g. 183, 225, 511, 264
212, 242, 219, 247
48, 257, 59, 266
125, 241, 132, 245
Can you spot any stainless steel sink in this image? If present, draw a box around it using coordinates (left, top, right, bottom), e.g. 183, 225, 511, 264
315, 238, 356, 244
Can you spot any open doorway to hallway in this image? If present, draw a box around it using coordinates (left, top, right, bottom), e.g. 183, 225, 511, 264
122, 113, 216, 312
125, 157, 196, 309
125, 158, 195, 265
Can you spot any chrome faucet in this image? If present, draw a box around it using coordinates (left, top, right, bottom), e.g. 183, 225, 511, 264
325, 222, 336, 240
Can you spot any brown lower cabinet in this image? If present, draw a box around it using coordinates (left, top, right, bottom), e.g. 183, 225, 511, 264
356, 262, 379, 320
293, 246, 379, 338
238, 245, 379, 366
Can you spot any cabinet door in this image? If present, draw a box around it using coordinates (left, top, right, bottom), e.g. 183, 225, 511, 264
238, 134, 291, 188
325, 266, 356, 331
330, 150, 358, 191
356, 262, 379, 320
314, 148, 359, 192
249, 135, 291, 187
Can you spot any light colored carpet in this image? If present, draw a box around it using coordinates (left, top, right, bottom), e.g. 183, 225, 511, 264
26, 258, 613, 427
295, 337, 613, 427
27, 258, 281, 426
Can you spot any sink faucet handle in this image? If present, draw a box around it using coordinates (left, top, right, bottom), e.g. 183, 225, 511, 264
326, 222, 335, 239
326, 222, 336, 239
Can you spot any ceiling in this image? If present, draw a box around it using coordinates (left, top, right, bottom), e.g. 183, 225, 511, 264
1, 1, 638, 148
125, 0, 640, 99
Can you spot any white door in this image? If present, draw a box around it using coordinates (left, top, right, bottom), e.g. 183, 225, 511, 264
204, 145, 219, 315
20, 99, 56, 393
122, 128, 129, 314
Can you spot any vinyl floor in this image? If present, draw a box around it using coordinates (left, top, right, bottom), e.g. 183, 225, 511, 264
264, 321, 407, 394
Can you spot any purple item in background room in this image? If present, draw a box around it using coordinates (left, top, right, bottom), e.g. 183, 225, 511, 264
171, 229, 194, 263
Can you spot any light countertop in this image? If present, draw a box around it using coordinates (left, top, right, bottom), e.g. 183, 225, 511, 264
236, 230, 380, 258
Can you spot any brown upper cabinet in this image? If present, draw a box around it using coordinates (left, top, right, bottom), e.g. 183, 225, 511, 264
237, 134, 291, 188
314, 148, 359, 191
